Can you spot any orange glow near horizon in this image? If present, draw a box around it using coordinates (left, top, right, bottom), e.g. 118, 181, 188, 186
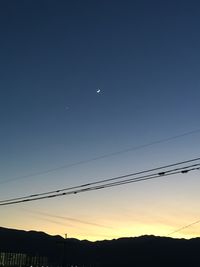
2, 210, 200, 241
1, 172, 199, 241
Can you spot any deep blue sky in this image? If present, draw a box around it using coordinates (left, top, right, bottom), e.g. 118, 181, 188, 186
0, 0, 200, 240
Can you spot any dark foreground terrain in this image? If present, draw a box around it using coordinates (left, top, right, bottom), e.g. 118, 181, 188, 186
0, 227, 199, 266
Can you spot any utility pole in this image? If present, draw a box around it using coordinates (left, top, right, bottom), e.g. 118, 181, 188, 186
62, 233, 67, 267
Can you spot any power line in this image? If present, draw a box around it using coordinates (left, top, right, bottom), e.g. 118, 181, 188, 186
167, 219, 200, 236
1, 157, 200, 204
0, 159, 199, 206
1, 128, 200, 185
0, 168, 197, 206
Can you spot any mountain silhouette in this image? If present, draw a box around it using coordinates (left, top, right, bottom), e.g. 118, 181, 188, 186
0, 227, 199, 266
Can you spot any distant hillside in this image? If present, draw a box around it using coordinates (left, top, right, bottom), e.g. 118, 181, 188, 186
0, 226, 199, 266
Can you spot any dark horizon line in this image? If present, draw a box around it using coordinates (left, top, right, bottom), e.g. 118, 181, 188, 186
1, 225, 199, 242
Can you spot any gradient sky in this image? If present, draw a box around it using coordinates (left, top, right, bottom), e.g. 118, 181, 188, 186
1, 0, 200, 241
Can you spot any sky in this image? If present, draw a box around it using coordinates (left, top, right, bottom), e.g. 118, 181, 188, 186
0, 0, 200, 241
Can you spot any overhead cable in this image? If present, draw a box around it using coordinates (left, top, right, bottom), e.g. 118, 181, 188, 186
1, 128, 200, 185
168, 219, 200, 236
1, 157, 200, 204
0, 160, 199, 206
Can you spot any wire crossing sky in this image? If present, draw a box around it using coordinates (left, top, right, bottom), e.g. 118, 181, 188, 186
0, 127, 200, 185
168, 218, 200, 236
0, 157, 200, 205
1, 0, 200, 240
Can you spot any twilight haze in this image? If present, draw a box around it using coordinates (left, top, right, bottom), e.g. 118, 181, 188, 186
0, 0, 200, 241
